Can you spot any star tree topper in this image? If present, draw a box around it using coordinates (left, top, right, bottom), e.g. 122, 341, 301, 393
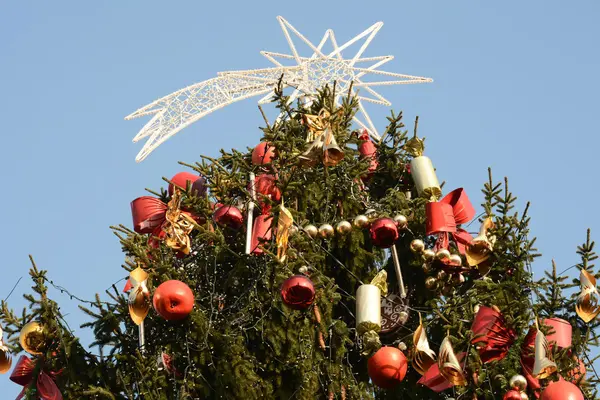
126, 16, 433, 162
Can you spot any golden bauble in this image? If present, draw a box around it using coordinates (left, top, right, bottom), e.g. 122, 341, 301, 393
509, 374, 527, 392
393, 214, 408, 230
436, 249, 451, 261
298, 266, 309, 274
304, 225, 318, 238
424, 276, 437, 290
398, 311, 409, 324
422, 263, 432, 274
289, 225, 299, 236
422, 249, 436, 262
318, 224, 335, 238
452, 273, 465, 285
335, 221, 352, 235
520, 393, 528, 400
437, 270, 448, 280
410, 239, 425, 253
474, 304, 481, 314
397, 342, 407, 351
353, 215, 369, 228
449, 254, 462, 266
19, 321, 46, 356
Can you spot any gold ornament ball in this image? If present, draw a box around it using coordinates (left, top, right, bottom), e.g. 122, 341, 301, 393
298, 266, 309, 274
474, 304, 481, 314
289, 225, 299, 236
353, 215, 369, 228
318, 224, 335, 238
304, 225, 318, 238
520, 393, 528, 400
452, 273, 465, 285
19, 321, 46, 356
397, 342, 407, 351
422, 263, 432, 274
509, 374, 527, 392
398, 311, 409, 324
393, 214, 408, 230
336, 221, 352, 235
410, 239, 425, 253
424, 276, 437, 290
422, 249, 436, 262
436, 249, 451, 261
437, 270, 448, 281
449, 254, 462, 266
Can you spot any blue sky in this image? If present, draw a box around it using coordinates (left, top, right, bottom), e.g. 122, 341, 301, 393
1, 1, 599, 395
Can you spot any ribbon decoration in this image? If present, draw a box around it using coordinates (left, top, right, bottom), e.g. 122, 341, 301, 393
426, 188, 475, 254
276, 201, 293, 262
130, 193, 198, 254
128, 267, 151, 326
10, 355, 62, 400
299, 109, 344, 167
412, 313, 436, 375
438, 334, 467, 386
576, 269, 600, 323
471, 305, 516, 364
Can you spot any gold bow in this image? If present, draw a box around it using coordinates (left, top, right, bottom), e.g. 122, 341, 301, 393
163, 189, 196, 254
576, 269, 600, 323
300, 109, 344, 167
438, 334, 466, 386
276, 200, 294, 262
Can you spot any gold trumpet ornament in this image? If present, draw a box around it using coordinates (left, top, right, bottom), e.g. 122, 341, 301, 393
532, 320, 557, 379
438, 333, 466, 386
576, 268, 600, 323
412, 313, 436, 375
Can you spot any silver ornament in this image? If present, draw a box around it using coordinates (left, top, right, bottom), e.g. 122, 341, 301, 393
393, 214, 408, 230
353, 215, 369, 228
509, 374, 527, 392
398, 311, 409, 324
474, 304, 481, 314
304, 225, 318, 238
520, 393, 528, 400
318, 224, 335, 238
410, 239, 425, 253
289, 225, 299, 236
452, 273, 465, 285
298, 266, 309, 274
335, 221, 352, 235
397, 342, 407, 351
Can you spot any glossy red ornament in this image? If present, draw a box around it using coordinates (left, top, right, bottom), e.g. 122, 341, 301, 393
153, 280, 195, 321
370, 218, 399, 248
168, 172, 206, 196
252, 142, 275, 165
253, 174, 281, 213
540, 379, 584, 400
503, 390, 523, 400
367, 346, 408, 388
280, 275, 315, 310
213, 205, 244, 229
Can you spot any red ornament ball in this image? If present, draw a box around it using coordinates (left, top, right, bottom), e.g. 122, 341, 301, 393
254, 174, 282, 202
367, 346, 408, 388
252, 142, 276, 165
503, 390, 523, 400
280, 275, 315, 310
370, 218, 399, 248
153, 280, 195, 321
213, 205, 244, 229
541, 379, 584, 400
168, 172, 206, 196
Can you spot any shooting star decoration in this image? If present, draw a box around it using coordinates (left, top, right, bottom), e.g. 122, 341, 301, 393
126, 16, 432, 162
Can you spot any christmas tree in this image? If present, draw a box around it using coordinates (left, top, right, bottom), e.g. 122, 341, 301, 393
1, 18, 599, 400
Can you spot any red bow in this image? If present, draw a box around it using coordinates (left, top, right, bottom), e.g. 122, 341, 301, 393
471, 306, 516, 364
10, 356, 62, 400
520, 317, 572, 398
426, 188, 475, 254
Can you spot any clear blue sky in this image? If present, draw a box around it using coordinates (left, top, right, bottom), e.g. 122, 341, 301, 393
1, 1, 599, 396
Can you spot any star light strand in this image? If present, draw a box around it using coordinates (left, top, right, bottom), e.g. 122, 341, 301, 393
126, 16, 433, 162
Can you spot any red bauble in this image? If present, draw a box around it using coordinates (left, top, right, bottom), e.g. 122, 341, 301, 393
213, 205, 244, 229
250, 214, 273, 255
153, 280, 195, 320
168, 172, 206, 196
253, 174, 281, 213
540, 379, 584, 400
367, 346, 408, 388
370, 218, 399, 248
280, 275, 315, 310
503, 390, 523, 400
252, 142, 275, 165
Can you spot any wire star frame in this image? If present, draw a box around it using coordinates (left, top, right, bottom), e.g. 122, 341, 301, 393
126, 16, 433, 162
